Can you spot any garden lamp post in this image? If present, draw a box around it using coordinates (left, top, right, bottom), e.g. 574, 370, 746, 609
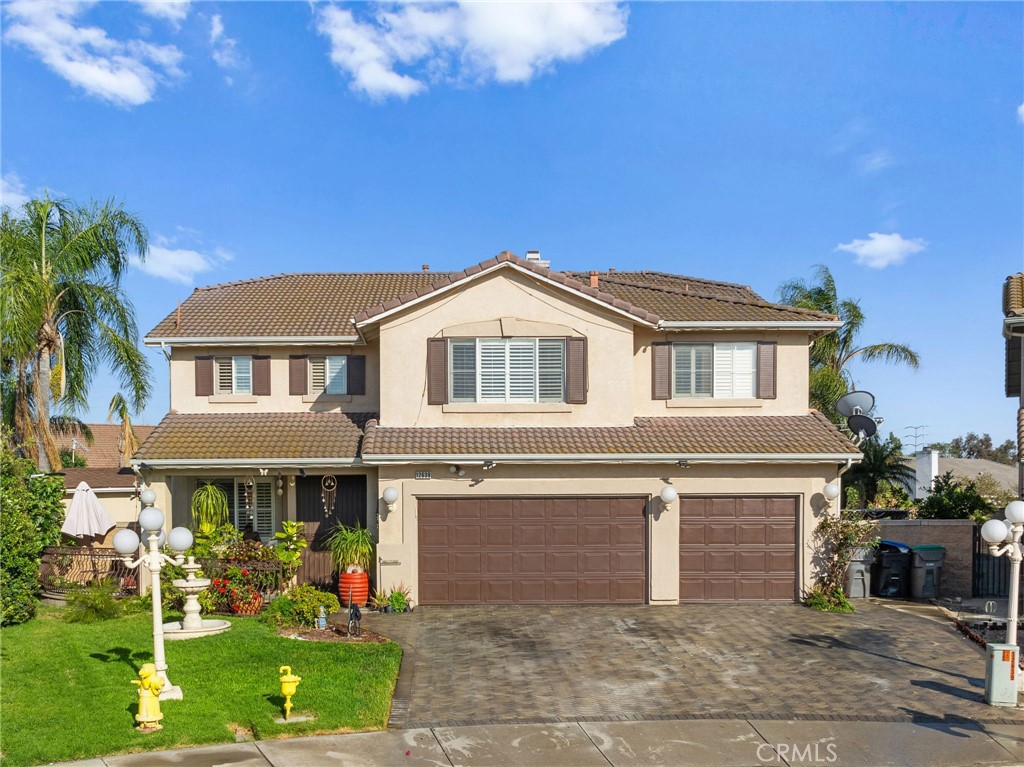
113, 488, 193, 700
980, 500, 1024, 648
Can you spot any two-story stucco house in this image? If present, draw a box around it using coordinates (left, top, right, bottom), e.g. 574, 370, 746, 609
133, 251, 860, 605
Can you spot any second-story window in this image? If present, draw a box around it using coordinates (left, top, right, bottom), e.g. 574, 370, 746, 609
215, 356, 252, 395
672, 342, 756, 399
310, 356, 347, 395
449, 338, 566, 403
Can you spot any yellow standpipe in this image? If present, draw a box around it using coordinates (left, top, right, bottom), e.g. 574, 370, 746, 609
133, 663, 165, 732
278, 665, 302, 721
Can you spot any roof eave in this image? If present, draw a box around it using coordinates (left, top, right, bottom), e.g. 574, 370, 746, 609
658, 320, 843, 331
143, 335, 363, 347
132, 458, 362, 469
360, 452, 861, 465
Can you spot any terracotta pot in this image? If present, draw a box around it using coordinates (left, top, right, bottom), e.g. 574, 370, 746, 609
232, 594, 264, 616
339, 570, 369, 607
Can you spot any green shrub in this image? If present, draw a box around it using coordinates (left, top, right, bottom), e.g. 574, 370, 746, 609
805, 586, 854, 613
260, 584, 339, 628
388, 589, 408, 613
0, 443, 51, 626
64, 579, 122, 623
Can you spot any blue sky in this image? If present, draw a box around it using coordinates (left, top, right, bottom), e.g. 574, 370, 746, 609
3, 1, 1022, 450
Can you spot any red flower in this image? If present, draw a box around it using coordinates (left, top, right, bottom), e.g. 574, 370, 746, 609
212, 579, 220, 586
241, 569, 249, 576
219, 587, 226, 593
232, 605, 239, 612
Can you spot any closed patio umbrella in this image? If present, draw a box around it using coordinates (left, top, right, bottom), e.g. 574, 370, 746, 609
62, 482, 117, 539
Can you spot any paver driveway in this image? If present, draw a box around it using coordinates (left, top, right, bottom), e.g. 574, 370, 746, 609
362, 601, 1024, 729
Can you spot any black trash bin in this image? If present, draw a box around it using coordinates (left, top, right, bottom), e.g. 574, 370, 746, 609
871, 540, 911, 598
910, 544, 946, 600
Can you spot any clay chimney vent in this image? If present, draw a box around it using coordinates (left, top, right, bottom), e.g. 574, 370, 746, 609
422, 264, 430, 272
589, 271, 599, 289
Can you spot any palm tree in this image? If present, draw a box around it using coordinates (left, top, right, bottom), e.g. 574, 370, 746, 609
844, 434, 916, 508
108, 392, 139, 467
1, 197, 151, 472
778, 265, 920, 422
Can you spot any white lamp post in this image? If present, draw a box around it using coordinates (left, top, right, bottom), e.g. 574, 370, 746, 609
113, 488, 193, 700
980, 500, 1024, 699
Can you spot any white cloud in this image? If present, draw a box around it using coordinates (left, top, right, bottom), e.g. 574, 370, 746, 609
134, 1, 190, 27
209, 14, 244, 76
131, 235, 232, 285
857, 149, 895, 175
1, 173, 30, 210
4, 1, 184, 107
315, 1, 628, 100
1018, 103, 1024, 123
835, 232, 927, 269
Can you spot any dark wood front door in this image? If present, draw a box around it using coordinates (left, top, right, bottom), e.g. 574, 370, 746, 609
418, 496, 647, 605
679, 496, 798, 602
295, 475, 367, 588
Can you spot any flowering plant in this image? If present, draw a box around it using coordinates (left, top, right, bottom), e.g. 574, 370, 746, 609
212, 565, 262, 612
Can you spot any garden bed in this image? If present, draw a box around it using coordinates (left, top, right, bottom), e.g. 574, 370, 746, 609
0, 607, 401, 767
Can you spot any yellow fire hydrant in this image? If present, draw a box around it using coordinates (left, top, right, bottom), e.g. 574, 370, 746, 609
133, 663, 165, 732
279, 666, 301, 721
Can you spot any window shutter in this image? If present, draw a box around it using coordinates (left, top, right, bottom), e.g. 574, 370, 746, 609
479, 339, 507, 401
252, 356, 271, 396
215, 357, 234, 394
254, 482, 273, 536
289, 355, 308, 395
507, 339, 537, 401
427, 338, 448, 405
652, 342, 671, 400
348, 355, 366, 395
566, 337, 587, 404
195, 356, 214, 396
757, 342, 777, 399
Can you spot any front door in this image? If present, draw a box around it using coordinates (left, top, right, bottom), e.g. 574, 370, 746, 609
295, 475, 367, 589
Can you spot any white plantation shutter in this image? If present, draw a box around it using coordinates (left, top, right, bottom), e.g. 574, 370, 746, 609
254, 482, 273, 536
233, 356, 252, 394
673, 344, 713, 397
310, 358, 326, 393
215, 357, 233, 394
713, 343, 756, 398
508, 339, 537, 401
538, 339, 565, 401
450, 340, 476, 401
233, 483, 252, 530
479, 340, 507, 401
325, 356, 347, 394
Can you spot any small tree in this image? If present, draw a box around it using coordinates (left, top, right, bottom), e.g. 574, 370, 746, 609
917, 471, 993, 523
807, 507, 879, 613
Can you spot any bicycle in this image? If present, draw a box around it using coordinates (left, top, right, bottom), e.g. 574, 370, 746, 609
346, 584, 361, 638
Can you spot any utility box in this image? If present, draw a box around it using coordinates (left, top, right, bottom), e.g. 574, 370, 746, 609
910, 544, 946, 600
985, 643, 1019, 707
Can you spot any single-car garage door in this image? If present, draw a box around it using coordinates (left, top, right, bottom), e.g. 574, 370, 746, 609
418, 496, 646, 604
680, 496, 797, 602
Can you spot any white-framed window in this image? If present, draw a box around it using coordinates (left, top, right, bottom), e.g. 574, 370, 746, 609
214, 356, 252, 395
310, 355, 347, 395
200, 477, 275, 538
449, 338, 566, 403
673, 342, 756, 399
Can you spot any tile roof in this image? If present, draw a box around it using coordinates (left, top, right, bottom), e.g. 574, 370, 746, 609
146, 253, 835, 341
55, 424, 155, 468
133, 412, 376, 462
1004, 273, 1024, 317
60, 467, 138, 490
361, 412, 859, 458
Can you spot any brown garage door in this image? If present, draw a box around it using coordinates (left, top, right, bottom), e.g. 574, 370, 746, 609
680, 496, 797, 602
418, 496, 646, 605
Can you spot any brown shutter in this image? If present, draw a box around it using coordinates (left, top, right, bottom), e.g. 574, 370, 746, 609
757, 341, 777, 399
347, 355, 366, 395
427, 338, 448, 405
566, 337, 587, 404
289, 355, 308, 396
252, 355, 271, 396
652, 342, 671, 400
195, 356, 214, 396
1007, 338, 1022, 398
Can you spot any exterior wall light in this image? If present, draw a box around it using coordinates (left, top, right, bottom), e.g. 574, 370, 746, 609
823, 483, 840, 510
382, 486, 400, 514
659, 485, 678, 512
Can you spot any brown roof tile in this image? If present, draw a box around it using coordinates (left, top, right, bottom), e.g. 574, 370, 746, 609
60, 467, 138, 490
55, 424, 155, 468
361, 412, 859, 458
1004, 273, 1024, 317
134, 412, 376, 462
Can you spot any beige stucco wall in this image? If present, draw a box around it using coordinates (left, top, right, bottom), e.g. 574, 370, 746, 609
168, 343, 381, 414
631, 329, 811, 417
377, 270, 638, 427
876, 519, 974, 598
61, 490, 141, 547
373, 462, 835, 606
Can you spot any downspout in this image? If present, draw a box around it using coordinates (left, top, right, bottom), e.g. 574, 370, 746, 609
160, 342, 171, 414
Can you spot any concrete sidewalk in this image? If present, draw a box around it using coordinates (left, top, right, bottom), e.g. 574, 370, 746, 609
52, 717, 1024, 767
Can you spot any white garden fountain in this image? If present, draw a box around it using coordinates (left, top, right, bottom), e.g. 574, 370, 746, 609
163, 556, 231, 640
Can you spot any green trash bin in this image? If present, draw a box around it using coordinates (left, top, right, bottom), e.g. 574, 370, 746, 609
910, 544, 946, 599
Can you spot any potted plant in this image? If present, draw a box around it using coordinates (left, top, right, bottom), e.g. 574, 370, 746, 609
388, 584, 412, 613
325, 522, 374, 607
191, 482, 229, 536
369, 589, 390, 613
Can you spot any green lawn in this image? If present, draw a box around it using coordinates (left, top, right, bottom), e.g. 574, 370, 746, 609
0, 607, 401, 767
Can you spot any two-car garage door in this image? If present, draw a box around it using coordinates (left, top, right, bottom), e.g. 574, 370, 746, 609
417, 495, 798, 605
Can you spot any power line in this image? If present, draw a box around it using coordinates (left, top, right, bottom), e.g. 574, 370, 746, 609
903, 425, 929, 452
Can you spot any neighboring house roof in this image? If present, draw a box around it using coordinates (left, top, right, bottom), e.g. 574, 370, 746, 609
60, 467, 137, 491
361, 412, 859, 462
134, 412, 376, 465
1004, 273, 1024, 317
54, 423, 155, 468
144, 252, 837, 342
938, 457, 1017, 493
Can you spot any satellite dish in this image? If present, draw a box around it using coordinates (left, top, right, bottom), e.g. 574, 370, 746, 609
836, 390, 875, 418
848, 413, 878, 440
